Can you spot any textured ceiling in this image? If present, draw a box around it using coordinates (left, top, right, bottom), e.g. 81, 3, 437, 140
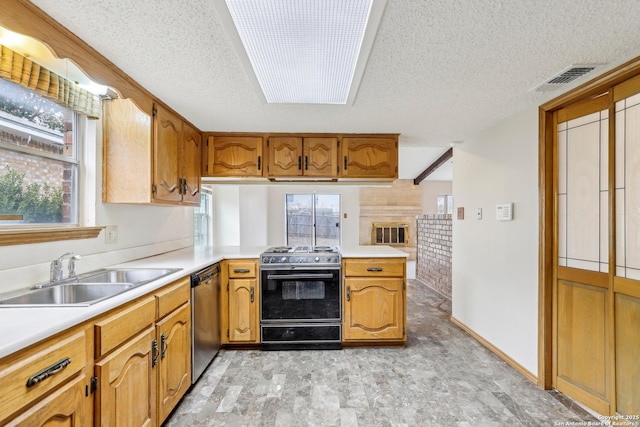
27, 0, 640, 178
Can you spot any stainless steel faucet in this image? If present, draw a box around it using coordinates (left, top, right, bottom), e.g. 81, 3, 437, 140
50, 252, 77, 282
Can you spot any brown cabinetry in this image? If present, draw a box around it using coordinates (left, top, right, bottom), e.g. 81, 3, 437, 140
220, 259, 260, 344
267, 136, 338, 177
103, 98, 201, 205
0, 326, 90, 425
154, 279, 191, 422
342, 258, 406, 342
341, 137, 398, 179
203, 135, 264, 177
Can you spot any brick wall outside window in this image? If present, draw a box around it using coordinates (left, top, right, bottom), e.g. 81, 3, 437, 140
416, 214, 452, 299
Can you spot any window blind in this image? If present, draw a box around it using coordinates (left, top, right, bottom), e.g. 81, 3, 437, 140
0, 44, 101, 119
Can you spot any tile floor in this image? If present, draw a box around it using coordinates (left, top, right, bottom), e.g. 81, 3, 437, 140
165, 280, 599, 426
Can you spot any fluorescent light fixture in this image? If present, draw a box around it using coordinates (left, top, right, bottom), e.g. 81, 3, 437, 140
222, 0, 385, 104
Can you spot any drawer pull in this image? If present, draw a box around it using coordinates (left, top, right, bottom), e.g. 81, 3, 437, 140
234, 268, 250, 273
367, 267, 383, 272
26, 357, 71, 387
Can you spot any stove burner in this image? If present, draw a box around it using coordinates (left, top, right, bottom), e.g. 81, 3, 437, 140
313, 246, 334, 252
270, 246, 292, 253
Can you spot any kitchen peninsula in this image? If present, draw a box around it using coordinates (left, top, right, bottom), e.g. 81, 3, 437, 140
0, 245, 407, 427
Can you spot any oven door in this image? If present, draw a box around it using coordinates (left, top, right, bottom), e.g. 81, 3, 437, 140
260, 267, 341, 322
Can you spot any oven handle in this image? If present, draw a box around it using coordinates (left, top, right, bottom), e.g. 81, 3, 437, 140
266, 273, 335, 280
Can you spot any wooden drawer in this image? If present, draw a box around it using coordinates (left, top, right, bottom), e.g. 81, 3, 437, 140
0, 327, 87, 421
95, 296, 155, 357
156, 277, 190, 320
228, 260, 257, 278
343, 258, 405, 277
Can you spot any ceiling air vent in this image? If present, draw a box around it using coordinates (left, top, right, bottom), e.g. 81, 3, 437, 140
532, 64, 601, 92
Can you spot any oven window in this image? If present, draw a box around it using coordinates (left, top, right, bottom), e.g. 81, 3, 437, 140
282, 281, 325, 300
261, 269, 340, 321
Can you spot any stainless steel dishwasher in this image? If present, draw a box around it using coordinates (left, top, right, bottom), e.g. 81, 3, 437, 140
191, 263, 220, 383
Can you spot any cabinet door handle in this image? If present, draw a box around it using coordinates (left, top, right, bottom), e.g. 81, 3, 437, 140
160, 333, 167, 360
367, 267, 383, 272
258, 156, 262, 171
234, 268, 250, 273
346, 286, 351, 301
250, 286, 255, 303
298, 156, 302, 170
26, 357, 71, 387
305, 156, 308, 170
344, 156, 348, 170
152, 338, 158, 367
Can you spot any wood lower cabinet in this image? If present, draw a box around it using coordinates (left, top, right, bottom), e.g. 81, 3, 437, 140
0, 325, 90, 426
341, 136, 398, 179
204, 135, 263, 177
221, 259, 260, 344
266, 136, 338, 177
95, 327, 157, 427
156, 302, 191, 421
4, 374, 88, 427
342, 258, 406, 342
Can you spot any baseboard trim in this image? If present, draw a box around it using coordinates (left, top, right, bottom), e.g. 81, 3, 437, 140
450, 316, 537, 384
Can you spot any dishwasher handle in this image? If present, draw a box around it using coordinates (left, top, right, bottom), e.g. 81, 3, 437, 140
191, 264, 220, 287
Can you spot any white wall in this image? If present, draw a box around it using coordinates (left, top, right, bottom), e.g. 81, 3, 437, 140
0, 118, 194, 293
420, 180, 453, 214
452, 105, 539, 376
213, 183, 361, 247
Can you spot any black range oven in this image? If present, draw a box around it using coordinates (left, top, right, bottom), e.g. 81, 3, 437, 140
260, 246, 341, 350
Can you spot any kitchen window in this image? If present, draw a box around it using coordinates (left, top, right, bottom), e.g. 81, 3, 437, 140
194, 188, 213, 246
0, 78, 78, 226
285, 194, 340, 246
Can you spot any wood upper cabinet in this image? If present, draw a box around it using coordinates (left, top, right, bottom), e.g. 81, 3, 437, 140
204, 135, 263, 177
153, 104, 201, 206
341, 136, 398, 179
342, 258, 406, 342
102, 98, 201, 205
267, 136, 338, 177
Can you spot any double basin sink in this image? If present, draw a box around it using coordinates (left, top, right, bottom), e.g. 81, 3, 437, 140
0, 268, 182, 307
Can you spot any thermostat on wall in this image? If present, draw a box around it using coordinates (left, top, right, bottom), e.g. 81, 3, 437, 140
496, 203, 513, 221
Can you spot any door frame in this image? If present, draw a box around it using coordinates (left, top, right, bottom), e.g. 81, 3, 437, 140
538, 55, 640, 393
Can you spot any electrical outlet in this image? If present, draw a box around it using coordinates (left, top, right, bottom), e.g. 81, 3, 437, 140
476, 208, 482, 220
105, 225, 118, 244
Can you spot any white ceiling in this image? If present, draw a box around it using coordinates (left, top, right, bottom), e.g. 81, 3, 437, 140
28, 0, 640, 180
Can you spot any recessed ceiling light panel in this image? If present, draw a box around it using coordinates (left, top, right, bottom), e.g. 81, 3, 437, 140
225, 0, 373, 104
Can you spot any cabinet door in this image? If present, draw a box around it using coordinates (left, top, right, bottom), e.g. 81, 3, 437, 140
343, 277, 404, 341
341, 137, 398, 179
206, 136, 263, 177
95, 327, 157, 427
156, 303, 191, 423
268, 136, 302, 176
304, 137, 338, 177
153, 105, 182, 204
181, 123, 202, 206
4, 374, 87, 427
228, 278, 258, 343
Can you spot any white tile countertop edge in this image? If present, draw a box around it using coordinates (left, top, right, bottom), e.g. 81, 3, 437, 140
0, 245, 407, 358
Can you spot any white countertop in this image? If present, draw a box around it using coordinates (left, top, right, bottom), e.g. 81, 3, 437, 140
0, 244, 406, 358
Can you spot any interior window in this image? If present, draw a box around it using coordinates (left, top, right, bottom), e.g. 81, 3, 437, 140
286, 194, 340, 246
0, 78, 78, 225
